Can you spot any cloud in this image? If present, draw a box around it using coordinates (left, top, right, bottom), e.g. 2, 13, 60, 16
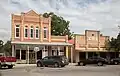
0, 0, 120, 41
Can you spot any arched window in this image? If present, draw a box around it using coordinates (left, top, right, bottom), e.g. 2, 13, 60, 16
44, 27, 47, 38
15, 25, 20, 38
35, 27, 39, 39
30, 26, 34, 38
24, 26, 28, 38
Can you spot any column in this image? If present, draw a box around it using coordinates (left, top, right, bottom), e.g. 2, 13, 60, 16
48, 46, 52, 56
20, 49, 21, 60
48, 46, 50, 56
66, 46, 69, 59
76, 51, 79, 62
118, 52, 120, 57
42, 46, 46, 58
58, 46, 60, 55
12, 45, 14, 57
35, 52, 37, 61
86, 52, 88, 59
27, 46, 29, 64
71, 46, 73, 63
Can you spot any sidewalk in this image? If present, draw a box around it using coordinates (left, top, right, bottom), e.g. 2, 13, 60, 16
15, 64, 36, 67
15, 63, 77, 68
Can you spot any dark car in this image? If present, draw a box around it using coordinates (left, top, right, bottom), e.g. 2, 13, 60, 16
110, 57, 120, 65
78, 56, 107, 66
36, 56, 69, 68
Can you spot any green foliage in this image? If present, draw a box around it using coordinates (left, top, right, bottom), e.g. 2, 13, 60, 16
0, 40, 11, 56
0, 40, 4, 53
43, 12, 73, 40
107, 33, 120, 52
3, 41, 11, 56
0, 40, 3, 48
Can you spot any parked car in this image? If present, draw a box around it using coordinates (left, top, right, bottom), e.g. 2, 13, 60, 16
78, 56, 108, 66
37, 56, 69, 68
110, 57, 120, 65
0, 53, 16, 69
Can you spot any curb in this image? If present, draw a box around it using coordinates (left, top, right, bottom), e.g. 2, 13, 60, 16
15, 63, 77, 67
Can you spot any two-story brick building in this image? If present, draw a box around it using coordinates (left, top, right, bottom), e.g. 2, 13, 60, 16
11, 10, 72, 64
69, 30, 110, 62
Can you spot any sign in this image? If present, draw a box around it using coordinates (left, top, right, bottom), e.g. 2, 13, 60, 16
34, 47, 39, 52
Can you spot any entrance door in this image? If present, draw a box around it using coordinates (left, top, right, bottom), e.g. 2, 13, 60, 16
37, 50, 42, 59
29, 51, 36, 64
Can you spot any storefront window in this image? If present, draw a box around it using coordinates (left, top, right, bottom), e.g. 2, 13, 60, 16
21, 50, 26, 60
16, 50, 20, 59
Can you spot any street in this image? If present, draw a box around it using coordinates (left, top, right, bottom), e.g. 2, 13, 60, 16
0, 64, 120, 76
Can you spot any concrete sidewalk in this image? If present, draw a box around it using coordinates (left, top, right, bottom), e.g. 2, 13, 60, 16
15, 63, 77, 68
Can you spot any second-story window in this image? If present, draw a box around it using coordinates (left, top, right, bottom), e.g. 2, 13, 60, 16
30, 26, 34, 38
35, 27, 39, 39
44, 27, 47, 39
15, 25, 20, 38
24, 26, 28, 38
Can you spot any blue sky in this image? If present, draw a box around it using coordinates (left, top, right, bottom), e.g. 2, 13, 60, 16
0, 0, 120, 41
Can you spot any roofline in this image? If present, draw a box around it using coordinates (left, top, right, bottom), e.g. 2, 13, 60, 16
85, 30, 100, 32
74, 34, 85, 36
100, 36, 110, 37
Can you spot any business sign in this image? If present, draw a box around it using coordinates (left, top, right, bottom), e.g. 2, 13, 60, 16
34, 47, 39, 52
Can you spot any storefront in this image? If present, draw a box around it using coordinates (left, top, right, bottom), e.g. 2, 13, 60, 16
11, 42, 72, 64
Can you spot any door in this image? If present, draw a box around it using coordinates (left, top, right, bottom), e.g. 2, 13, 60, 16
37, 50, 42, 59
29, 52, 36, 64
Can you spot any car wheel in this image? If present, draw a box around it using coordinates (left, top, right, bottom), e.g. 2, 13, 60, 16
97, 62, 103, 66
37, 62, 42, 67
79, 62, 84, 66
8, 65, 13, 69
114, 61, 118, 65
54, 62, 59, 68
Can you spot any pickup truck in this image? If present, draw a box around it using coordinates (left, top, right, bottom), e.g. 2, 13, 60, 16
0, 53, 16, 69
78, 56, 108, 66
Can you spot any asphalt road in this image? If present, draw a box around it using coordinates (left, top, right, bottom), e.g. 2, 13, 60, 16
1, 65, 120, 76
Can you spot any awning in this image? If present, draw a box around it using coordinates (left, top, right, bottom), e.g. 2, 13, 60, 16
11, 41, 72, 46
76, 49, 107, 52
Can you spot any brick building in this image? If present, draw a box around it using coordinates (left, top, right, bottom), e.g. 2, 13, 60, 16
69, 30, 110, 62
11, 10, 73, 64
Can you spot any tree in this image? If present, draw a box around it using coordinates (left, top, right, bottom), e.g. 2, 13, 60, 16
116, 33, 120, 51
107, 33, 120, 52
43, 12, 73, 39
2, 41, 12, 56
0, 40, 4, 53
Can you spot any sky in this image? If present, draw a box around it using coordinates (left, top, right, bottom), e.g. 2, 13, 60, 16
0, 0, 120, 41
